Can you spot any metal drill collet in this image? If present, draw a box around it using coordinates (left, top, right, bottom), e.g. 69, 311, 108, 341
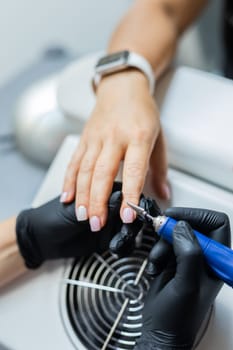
127, 201, 167, 232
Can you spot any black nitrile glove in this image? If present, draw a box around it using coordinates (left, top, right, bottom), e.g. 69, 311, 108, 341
135, 208, 231, 350
16, 182, 127, 269
16, 182, 157, 269
109, 196, 161, 256
147, 207, 231, 277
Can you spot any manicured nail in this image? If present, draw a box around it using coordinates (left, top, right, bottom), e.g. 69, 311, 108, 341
76, 205, 87, 221
162, 183, 170, 200
122, 207, 134, 223
60, 192, 68, 203
90, 216, 101, 232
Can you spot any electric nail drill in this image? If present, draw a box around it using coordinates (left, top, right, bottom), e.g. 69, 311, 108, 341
127, 202, 233, 287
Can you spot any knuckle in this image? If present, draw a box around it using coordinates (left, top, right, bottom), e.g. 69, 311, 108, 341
64, 169, 76, 184
124, 161, 145, 179
69, 150, 81, 165
94, 162, 108, 177
106, 129, 118, 142
123, 192, 139, 203
183, 247, 202, 262
76, 189, 89, 204
94, 162, 115, 179
66, 162, 77, 174
90, 197, 107, 215
91, 195, 107, 207
80, 159, 94, 174
133, 128, 154, 144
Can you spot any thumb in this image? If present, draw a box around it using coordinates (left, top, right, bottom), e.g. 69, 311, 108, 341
173, 221, 203, 292
109, 219, 143, 256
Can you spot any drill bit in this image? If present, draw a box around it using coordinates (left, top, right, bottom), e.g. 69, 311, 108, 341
127, 201, 154, 223
127, 201, 167, 232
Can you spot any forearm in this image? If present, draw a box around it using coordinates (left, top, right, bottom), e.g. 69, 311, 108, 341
0, 217, 27, 288
108, 0, 207, 77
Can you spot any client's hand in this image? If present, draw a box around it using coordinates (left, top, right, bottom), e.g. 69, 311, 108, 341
61, 71, 169, 232
135, 208, 231, 349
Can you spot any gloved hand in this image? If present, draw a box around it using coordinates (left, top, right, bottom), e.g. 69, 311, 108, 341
16, 182, 126, 269
109, 195, 161, 256
135, 208, 231, 350
16, 182, 156, 269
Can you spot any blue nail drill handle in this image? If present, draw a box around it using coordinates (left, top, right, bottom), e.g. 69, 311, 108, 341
158, 217, 233, 287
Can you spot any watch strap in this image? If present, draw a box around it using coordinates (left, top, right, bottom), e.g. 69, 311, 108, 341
93, 51, 155, 95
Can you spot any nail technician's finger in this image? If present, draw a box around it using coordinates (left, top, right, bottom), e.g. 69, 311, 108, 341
61, 143, 86, 203
121, 142, 151, 223
147, 238, 172, 276
165, 207, 230, 246
88, 144, 124, 229
75, 145, 102, 221
173, 221, 202, 292
150, 131, 170, 200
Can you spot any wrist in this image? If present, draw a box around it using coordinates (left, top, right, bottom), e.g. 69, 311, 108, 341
96, 68, 151, 99
93, 50, 155, 95
0, 216, 17, 249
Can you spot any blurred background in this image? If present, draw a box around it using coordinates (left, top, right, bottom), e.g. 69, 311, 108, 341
0, 0, 224, 219
0, 0, 131, 85
0, 0, 223, 86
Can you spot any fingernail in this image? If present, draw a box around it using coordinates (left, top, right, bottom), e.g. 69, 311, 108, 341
60, 192, 68, 203
76, 205, 87, 221
162, 183, 170, 200
122, 207, 134, 223
90, 216, 101, 232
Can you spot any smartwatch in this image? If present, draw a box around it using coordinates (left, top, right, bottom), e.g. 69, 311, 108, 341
93, 50, 155, 94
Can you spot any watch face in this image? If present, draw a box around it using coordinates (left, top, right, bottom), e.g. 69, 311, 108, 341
95, 51, 129, 73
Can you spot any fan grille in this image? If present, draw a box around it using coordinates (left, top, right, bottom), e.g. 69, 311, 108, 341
61, 233, 154, 350
59, 232, 211, 350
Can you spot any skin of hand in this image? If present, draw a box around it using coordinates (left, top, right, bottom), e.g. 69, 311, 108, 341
134, 208, 230, 349
0, 217, 26, 288
60, 0, 208, 232
61, 69, 169, 232
16, 182, 148, 269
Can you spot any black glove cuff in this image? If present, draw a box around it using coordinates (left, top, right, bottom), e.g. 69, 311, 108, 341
134, 331, 193, 350
16, 210, 43, 269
